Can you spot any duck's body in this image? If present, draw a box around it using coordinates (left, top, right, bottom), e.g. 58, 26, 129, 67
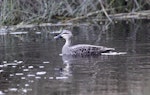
54, 30, 115, 56
62, 44, 114, 56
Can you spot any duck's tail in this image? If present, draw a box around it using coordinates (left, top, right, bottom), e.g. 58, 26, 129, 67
101, 48, 115, 53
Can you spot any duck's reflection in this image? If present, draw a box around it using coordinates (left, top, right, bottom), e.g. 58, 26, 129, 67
59, 54, 129, 95
60, 55, 111, 81
60, 59, 72, 79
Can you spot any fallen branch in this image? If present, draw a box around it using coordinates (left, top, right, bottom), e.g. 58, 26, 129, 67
109, 10, 150, 20
65, 8, 150, 23
65, 10, 103, 22
0, 22, 90, 32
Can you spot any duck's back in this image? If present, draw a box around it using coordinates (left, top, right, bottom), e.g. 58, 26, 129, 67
67, 44, 114, 56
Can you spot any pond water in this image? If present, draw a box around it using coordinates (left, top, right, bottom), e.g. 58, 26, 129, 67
0, 20, 150, 95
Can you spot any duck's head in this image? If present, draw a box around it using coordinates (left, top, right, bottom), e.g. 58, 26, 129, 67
54, 30, 73, 40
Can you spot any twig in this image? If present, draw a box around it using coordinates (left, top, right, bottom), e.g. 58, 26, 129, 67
64, 6, 127, 22
133, 0, 140, 11
65, 10, 103, 22
64, 0, 73, 15
98, 0, 113, 23
63, 0, 114, 23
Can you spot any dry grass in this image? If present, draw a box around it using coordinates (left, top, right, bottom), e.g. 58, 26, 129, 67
0, 0, 149, 26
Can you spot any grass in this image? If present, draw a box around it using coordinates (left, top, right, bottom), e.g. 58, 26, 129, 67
0, 0, 149, 26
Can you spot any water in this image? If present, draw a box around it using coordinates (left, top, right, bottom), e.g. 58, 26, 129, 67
0, 21, 150, 95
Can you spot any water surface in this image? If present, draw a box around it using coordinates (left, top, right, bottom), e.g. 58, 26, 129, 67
0, 21, 150, 95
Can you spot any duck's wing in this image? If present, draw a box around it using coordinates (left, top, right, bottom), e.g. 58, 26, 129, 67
70, 44, 115, 55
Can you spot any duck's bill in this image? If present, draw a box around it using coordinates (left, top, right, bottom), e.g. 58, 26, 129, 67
54, 34, 62, 39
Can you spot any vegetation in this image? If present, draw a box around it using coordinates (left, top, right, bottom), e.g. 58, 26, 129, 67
0, 0, 150, 26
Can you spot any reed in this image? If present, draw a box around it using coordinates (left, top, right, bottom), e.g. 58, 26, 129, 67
0, 0, 149, 25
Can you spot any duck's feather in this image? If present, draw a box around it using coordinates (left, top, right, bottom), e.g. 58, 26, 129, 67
68, 44, 115, 56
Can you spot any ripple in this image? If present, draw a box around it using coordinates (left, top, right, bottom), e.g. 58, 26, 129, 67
35, 76, 41, 79
15, 73, 24, 76
3, 62, 22, 67
0, 65, 3, 67
49, 77, 54, 79
56, 76, 68, 80
9, 31, 28, 35
9, 74, 14, 77
43, 61, 50, 64
35, 32, 41, 34
22, 89, 28, 93
28, 66, 34, 69
23, 69, 29, 71
27, 74, 35, 77
21, 88, 32, 93
8, 88, 18, 91
12, 66, 17, 68
25, 84, 29, 87
36, 71, 46, 75
21, 77, 26, 79
0, 91, 5, 95
101, 52, 127, 55
39, 66, 44, 68
13, 60, 23, 64
2, 61, 7, 64
0, 70, 4, 73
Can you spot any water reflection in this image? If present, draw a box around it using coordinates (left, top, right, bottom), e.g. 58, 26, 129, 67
60, 54, 127, 95
0, 21, 150, 95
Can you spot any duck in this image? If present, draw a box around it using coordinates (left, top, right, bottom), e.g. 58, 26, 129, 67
54, 30, 115, 56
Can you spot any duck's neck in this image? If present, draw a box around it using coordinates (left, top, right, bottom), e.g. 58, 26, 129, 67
62, 38, 71, 55
64, 38, 71, 47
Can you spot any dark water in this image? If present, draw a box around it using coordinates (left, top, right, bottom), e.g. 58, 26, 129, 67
0, 21, 150, 95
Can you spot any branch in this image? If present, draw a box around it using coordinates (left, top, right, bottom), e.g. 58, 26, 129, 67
0, 22, 90, 32
109, 10, 150, 20
65, 10, 103, 22
98, 0, 113, 23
